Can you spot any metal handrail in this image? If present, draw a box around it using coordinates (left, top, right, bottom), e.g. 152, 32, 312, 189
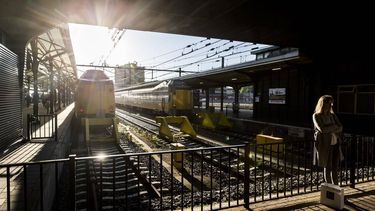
1, 135, 374, 210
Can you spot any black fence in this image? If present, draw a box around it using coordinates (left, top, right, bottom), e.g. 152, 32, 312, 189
27, 114, 57, 141
0, 135, 374, 210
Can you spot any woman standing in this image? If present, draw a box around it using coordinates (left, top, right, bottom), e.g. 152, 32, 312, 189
313, 95, 343, 185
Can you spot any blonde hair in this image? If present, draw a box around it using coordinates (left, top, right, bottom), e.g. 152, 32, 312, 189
314, 95, 334, 114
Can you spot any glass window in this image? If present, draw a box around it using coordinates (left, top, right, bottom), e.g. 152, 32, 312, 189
337, 85, 375, 115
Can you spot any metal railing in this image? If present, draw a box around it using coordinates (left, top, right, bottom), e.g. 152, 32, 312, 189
27, 114, 57, 141
0, 135, 374, 210
0, 158, 68, 211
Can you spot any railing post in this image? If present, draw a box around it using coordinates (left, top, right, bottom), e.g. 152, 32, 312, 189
350, 135, 357, 188
244, 143, 251, 209
54, 114, 58, 142
69, 154, 76, 211
27, 114, 30, 141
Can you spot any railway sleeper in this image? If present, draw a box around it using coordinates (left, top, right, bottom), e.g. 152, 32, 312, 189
92, 169, 130, 177
93, 165, 128, 172
160, 188, 170, 193
76, 163, 87, 169
92, 167, 127, 173
76, 192, 88, 200
76, 184, 88, 193
151, 181, 161, 186
94, 159, 126, 165
230, 162, 244, 168
98, 174, 136, 180
99, 182, 135, 189
101, 177, 138, 185
76, 201, 88, 209
76, 177, 89, 183
101, 184, 144, 193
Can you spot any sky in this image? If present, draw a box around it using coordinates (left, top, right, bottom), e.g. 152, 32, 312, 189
69, 23, 267, 81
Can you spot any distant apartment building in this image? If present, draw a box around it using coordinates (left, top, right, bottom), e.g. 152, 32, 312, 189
115, 63, 145, 89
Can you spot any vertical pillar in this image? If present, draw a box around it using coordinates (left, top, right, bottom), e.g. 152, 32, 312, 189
67, 82, 71, 104
350, 135, 357, 188
244, 143, 250, 209
179, 68, 181, 77
57, 68, 61, 111
205, 88, 210, 110
252, 80, 259, 119
26, 75, 31, 107
61, 77, 64, 108
220, 86, 224, 111
129, 68, 132, 86
49, 58, 54, 114
69, 154, 76, 210
31, 40, 39, 116
66, 81, 70, 105
233, 86, 240, 114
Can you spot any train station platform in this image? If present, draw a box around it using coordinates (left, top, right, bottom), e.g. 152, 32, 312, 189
0, 103, 75, 210
218, 180, 375, 210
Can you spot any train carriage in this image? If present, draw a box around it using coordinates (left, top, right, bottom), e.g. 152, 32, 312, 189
75, 69, 115, 118
115, 80, 193, 116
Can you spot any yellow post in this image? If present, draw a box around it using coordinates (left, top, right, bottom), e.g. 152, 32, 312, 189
81, 117, 119, 143
155, 116, 174, 140
256, 134, 284, 154
214, 112, 232, 128
198, 112, 232, 130
199, 113, 216, 129
155, 116, 196, 140
84, 118, 90, 144
171, 143, 185, 169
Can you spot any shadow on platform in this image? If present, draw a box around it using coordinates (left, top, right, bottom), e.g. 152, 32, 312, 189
249, 181, 375, 211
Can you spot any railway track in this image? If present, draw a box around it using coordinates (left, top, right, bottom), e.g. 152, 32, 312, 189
74, 137, 162, 210
116, 109, 293, 180
115, 109, 322, 207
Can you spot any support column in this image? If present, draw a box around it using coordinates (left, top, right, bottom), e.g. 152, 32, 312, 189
31, 40, 39, 116
233, 86, 240, 115
220, 86, 224, 111
49, 58, 54, 114
253, 82, 259, 119
62, 77, 66, 107
205, 88, 210, 110
67, 80, 72, 104
57, 68, 61, 111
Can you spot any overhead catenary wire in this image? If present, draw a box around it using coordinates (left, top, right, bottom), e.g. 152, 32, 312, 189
95, 28, 126, 66
162, 42, 247, 71
152, 43, 257, 80
138, 38, 210, 64
150, 39, 223, 68
171, 40, 241, 63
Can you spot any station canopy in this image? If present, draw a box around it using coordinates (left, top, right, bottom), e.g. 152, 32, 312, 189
25, 23, 77, 91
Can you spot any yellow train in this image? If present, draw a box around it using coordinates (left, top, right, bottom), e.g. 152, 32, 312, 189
75, 69, 115, 118
115, 80, 193, 116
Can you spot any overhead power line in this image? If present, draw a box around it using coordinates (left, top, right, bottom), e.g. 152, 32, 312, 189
138, 38, 210, 63
162, 42, 247, 70
76, 64, 196, 73
150, 39, 223, 68
97, 28, 126, 66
